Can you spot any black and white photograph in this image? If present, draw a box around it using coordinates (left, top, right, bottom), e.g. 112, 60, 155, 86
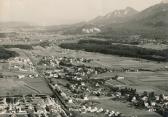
0, 0, 168, 117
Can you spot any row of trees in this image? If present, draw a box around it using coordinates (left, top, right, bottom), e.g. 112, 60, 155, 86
1, 44, 33, 50
59, 40, 168, 62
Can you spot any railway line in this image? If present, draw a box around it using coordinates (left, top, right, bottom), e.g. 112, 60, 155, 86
22, 50, 70, 116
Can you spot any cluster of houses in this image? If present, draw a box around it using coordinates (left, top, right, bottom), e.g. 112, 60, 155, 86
0, 95, 67, 117
66, 82, 88, 96
50, 82, 70, 102
64, 65, 109, 81
82, 27, 101, 34
39, 56, 109, 83
66, 83, 168, 117
39, 56, 118, 115
40, 56, 110, 100
108, 86, 168, 116
130, 91, 168, 116
37, 55, 168, 117
44, 66, 109, 82
38, 56, 93, 67
17, 73, 39, 79
82, 106, 122, 117
69, 106, 123, 117
66, 78, 108, 98
8, 57, 35, 72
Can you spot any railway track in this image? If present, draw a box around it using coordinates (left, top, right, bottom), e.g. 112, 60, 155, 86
37, 69, 70, 116
22, 50, 70, 116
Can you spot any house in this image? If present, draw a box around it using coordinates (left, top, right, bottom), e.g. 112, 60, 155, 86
97, 108, 103, 113
83, 96, 88, 101
17, 75, 25, 79
113, 75, 125, 80
68, 99, 73, 104
117, 76, 125, 80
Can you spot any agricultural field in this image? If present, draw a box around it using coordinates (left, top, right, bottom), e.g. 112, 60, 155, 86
0, 43, 53, 96
0, 77, 52, 96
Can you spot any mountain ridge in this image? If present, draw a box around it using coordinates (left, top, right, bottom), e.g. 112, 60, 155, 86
90, 7, 138, 25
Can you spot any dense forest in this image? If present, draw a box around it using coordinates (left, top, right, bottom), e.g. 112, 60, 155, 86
59, 40, 168, 62
1, 44, 33, 50
0, 48, 19, 59
0, 44, 33, 50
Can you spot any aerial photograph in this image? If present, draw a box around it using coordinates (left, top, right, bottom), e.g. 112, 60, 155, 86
0, 0, 168, 117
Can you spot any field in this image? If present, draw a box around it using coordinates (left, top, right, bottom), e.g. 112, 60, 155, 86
0, 78, 52, 96
0, 46, 53, 96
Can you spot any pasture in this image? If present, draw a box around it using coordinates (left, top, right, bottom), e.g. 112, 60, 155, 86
0, 78, 52, 96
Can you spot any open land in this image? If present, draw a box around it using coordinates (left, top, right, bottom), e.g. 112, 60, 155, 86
0, 29, 167, 117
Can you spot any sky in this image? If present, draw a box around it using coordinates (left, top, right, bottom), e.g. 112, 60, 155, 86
0, 0, 162, 25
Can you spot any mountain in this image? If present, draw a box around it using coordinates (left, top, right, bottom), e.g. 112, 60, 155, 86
90, 7, 138, 25
98, 3, 168, 40
61, 7, 138, 34
47, 3, 168, 37
90, 3, 168, 29
128, 3, 168, 27
44, 7, 138, 34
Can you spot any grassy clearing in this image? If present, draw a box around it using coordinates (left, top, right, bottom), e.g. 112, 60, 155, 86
0, 78, 52, 96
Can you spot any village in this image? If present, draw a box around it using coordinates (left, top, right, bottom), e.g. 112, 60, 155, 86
35, 55, 168, 117
0, 95, 67, 117
0, 33, 167, 117
0, 31, 167, 116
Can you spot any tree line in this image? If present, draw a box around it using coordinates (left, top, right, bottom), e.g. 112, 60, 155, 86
59, 40, 168, 62
0, 47, 19, 59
